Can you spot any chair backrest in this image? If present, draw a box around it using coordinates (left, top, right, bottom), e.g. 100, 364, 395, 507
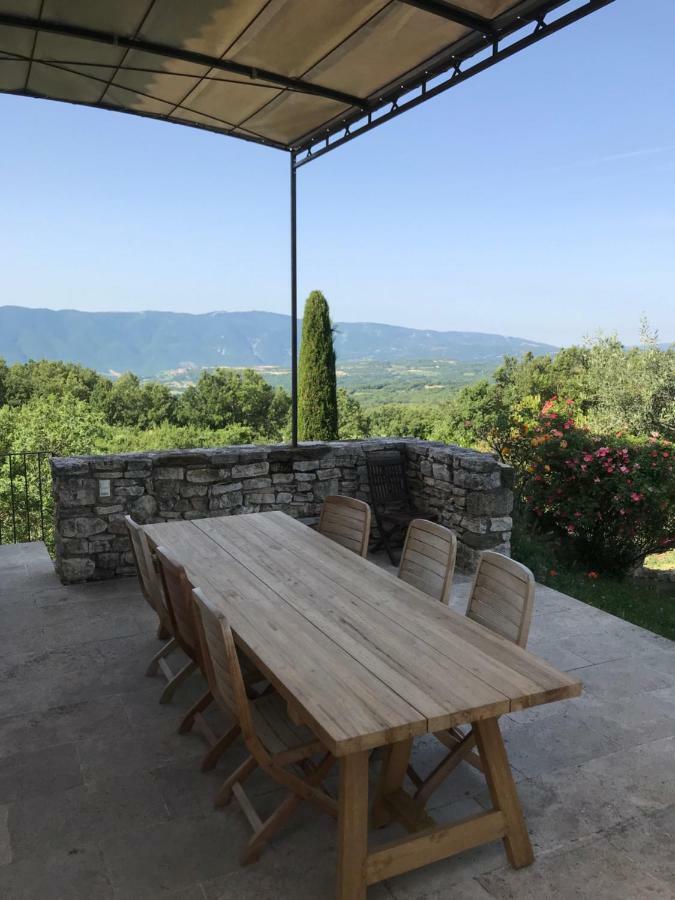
318, 495, 371, 558
154, 546, 201, 663
365, 449, 412, 511
466, 551, 535, 647
398, 519, 457, 604
125, 515, 172, 632
192, 587, 254, 740
125, 515, 162, 609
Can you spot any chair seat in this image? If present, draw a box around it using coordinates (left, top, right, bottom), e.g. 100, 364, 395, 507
251, 693, 318, 755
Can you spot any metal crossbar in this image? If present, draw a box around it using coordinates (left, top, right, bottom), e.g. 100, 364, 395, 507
293, 0, 615, 167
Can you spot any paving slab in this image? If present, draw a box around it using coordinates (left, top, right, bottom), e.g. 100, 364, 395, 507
1, 541, 674, 899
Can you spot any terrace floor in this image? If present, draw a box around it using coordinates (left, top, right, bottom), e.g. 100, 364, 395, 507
1, 541, 674, 900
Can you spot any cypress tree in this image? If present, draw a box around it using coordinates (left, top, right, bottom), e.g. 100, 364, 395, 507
298, 290, 338, 441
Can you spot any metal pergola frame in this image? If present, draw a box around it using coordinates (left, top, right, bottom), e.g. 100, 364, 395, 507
0, 0, 614, 445
287, 0, 613, 443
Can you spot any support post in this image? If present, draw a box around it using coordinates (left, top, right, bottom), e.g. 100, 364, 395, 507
290, 151, 298, 446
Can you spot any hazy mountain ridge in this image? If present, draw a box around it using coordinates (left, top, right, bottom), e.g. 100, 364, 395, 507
0, 306, 558, 376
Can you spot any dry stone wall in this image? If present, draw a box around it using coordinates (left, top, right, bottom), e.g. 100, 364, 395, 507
51, 439, 513, 582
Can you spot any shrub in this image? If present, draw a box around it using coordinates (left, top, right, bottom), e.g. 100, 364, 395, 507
512, 398, 674, 573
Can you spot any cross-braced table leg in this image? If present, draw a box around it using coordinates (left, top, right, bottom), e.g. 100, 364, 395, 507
473, 717, 533, 868
337, 750, 369, 900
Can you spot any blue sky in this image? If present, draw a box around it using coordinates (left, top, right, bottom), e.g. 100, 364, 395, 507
1, 1, 674, 347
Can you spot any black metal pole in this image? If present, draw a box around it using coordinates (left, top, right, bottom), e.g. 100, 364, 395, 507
290, 151, 298, 447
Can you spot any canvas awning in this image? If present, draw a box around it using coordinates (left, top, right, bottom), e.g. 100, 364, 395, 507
0, 0, 614, 443
1, 1, 612, 161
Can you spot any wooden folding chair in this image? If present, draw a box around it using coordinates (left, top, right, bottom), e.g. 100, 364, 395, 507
125, 515, 196, 703
365, 448, 434, 564
192, 587, 337, 865
318, 494, 371, 558
411, 551, 535, 806
154, 546, 215, 738
398, 519, 457, 605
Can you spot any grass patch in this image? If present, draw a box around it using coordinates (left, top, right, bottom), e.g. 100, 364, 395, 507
512, 523, 675, 641
645, 549, 675, 572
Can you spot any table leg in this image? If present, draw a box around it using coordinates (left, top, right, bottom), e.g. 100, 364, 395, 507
473, 718, 534, 869
372, 738, 413, 828
337, 750, 369, 900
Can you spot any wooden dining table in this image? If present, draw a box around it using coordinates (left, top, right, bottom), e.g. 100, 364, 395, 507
143, 510, 582, 899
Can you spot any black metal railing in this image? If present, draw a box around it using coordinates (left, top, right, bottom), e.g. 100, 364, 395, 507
0, 451, 53, 545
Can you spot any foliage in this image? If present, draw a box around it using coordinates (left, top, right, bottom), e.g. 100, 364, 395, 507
175, 368, 289, 439
511, 522, 674, 641
369, 403, 438, 439
94, 372, 177, 428
337, 389, 371, 440
298, 291, 338, 441
511, 397, 675, 572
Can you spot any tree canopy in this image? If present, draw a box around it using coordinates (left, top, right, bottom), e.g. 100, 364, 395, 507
298, 291, 338, 441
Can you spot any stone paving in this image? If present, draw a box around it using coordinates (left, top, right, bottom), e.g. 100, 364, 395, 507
1, 541, 674, 900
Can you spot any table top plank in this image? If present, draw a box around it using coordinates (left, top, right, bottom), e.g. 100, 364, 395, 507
144, 512, 581, 753
250, 513, 581, 713
193, 515, 512, 729
144, 520, 427, 755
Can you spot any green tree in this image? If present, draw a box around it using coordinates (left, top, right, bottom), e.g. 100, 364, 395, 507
337, 389, 371, 439
298, 290, 338, 441
176, 368, 289, 439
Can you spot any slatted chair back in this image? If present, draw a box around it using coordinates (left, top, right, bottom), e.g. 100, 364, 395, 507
125, 515, 167, 622
466, 551, 535, 647
365, 449, 412, 512
318, 495, 371, 558
155, 546, 201, 663
192, 587, 256, 742
398, 519, 457, 605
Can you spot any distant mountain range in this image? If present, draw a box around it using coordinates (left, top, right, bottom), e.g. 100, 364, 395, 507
0, 306, 558, 376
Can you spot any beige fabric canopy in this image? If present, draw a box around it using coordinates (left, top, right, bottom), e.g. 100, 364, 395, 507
0, 1, 611, 155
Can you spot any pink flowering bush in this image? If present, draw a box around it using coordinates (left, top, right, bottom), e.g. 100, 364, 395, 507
511, 398, 675, 572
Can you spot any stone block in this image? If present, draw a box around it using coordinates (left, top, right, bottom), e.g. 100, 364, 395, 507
489, 515, 513, 532
114, 483, 145, 498
130, 494, 157, 522
294, 472, 316, 482
59, 516, 108, 538
317, 467, 341, 480
240, 476, 272, 489
185, 468, 224, 483
453, 469, 502, 491
209, 491, 242, 511
243, 492, 275, 505
94, 504, 123, 515
432, 463, 451, 482
293, 460, 319, 472
465, 489, 513, 517
59, 557, 96, 582
276, 492, 292, 503
272, 473, 293, 484
180, 483, 208, 498
107, 514, 130, 535
153, 467, 184, 480
210, 482, 243, 496
58, 478, 97, 507
232, 461, 269, 478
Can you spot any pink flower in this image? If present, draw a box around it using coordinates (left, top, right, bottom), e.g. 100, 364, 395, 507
587, 571, 599, 579
583, 454, 594, 463
630, 492, 642, 502
597, 447, 610, 457
619, 466, 629, 474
